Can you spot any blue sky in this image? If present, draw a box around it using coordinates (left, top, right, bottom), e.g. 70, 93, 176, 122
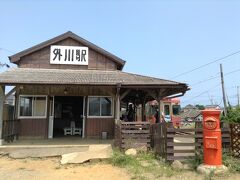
0, 0, 240, 107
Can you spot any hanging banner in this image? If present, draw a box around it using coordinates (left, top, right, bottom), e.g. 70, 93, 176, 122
50, 45, 88, 65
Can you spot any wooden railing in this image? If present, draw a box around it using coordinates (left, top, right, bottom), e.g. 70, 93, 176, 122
115, 121, 231, 160
150, 122, 231, 161
115, 121, 151, 150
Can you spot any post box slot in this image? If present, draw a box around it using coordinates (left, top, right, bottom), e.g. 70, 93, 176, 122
204, 119, 217, 130
205, 136, 218, 149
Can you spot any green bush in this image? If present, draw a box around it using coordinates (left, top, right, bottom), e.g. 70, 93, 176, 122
223, 153, 240, 172
221, 108, 240, 123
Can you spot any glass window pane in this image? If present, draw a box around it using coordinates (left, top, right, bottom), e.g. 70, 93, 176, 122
164, 105, 170, 115
33, 97, 46, 116
172, 105, 180, 115
101, 97, 112, 116
89, 97, 100, 116
20, 97, 32, 116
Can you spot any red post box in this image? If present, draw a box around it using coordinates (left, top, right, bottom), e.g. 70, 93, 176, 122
202, 109, 222, 166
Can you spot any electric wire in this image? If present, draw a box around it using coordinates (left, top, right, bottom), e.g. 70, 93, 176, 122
171, 49, 240, 79
189, 68, 240, 87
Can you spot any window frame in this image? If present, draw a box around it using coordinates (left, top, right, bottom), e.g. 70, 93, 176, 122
172, 105, 181, 115
18, 95, 48, 119
164, 104, 170, 116
87, 96, 114, 118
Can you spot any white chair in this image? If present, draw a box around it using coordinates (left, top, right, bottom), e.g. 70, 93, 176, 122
63, 127, 72, 135
63, 121, 75, 135
72, 121, 82, 135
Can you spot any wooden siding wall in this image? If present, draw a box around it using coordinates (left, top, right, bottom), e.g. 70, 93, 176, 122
18, 118, 47, 139
18, 38, 118, 70
86, 118, 115, 138
20, 85, 115, 97
16, 85, 116, 139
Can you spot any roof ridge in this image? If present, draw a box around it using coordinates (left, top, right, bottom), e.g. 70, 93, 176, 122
12, 68, 119, 73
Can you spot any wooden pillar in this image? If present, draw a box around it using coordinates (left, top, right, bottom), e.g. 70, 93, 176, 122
141, 101, 145, 122
0, 86, 5, 145
158, 99, 161, 122
83, 96, 88, 138
46, 95, 50, 139
158, 90, 162, 123
115, 85, 120, 121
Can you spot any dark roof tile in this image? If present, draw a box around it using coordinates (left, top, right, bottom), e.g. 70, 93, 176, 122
0, 68, 188, 88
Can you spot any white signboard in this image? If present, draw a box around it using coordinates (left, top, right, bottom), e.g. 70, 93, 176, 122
50, 45, 88, 65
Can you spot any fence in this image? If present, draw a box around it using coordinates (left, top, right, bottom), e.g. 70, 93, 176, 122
230, 123, 240, 157
150, 121, 231, 161
2, 104, 19, 142
115, 121, 151, 150
2, 120, 20, 142
115, 121, 231, 161
150, 122, 167, 158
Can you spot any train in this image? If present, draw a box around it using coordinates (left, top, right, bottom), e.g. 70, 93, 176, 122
145, 98, 181, 127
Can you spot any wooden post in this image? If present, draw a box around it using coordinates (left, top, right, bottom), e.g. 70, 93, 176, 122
14, 87, 19, 140
115, 84, 121, 121
0, 85, 5, 145
156, 89, 162, 123
46, 95, 50, 139
142, 101, 145, 122
158, 99, 161, 122
83, 96, 88, 138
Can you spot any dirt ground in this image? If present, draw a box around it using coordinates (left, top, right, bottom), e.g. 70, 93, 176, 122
0, 156, 240, 180
0, 156, 130, 180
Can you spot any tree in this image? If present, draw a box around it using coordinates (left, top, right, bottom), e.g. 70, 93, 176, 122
221, 108, 240, 123
195, 104, 205, 110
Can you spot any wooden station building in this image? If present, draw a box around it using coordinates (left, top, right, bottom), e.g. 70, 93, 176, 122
0, 31, 188, 143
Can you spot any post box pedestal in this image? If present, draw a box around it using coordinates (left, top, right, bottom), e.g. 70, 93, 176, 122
197, 164, 228, 175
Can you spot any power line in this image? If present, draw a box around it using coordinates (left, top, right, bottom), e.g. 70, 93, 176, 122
189, 68, 240, 87
171, 49, 240, 79
182, 83, 221, 104
182, 66, 240, 104
0, 48, 15, 54
190, 74, 220, 86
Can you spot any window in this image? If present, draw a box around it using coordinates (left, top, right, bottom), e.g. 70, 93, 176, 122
101, 97, 112, 116
172, 105, 180, 115
89, 97, 100, 116
19, 96, 47, 117
164, 105, 170, 115
88, 97, 112, 117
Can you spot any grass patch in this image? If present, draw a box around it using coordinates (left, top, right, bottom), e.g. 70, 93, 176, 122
223, 152, 240, 173
109, 149, 177, 179
186, 150, 203, 170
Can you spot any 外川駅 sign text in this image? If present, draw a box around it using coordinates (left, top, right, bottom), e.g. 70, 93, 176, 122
50, 45, 88, 65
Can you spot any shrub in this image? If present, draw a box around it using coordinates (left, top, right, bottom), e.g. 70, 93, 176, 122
221, 108, 240, 123
223, 153, 240, 172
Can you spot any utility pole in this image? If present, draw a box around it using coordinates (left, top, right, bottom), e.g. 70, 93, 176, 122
237, 86, 240, 108
220, 64, 227, 116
